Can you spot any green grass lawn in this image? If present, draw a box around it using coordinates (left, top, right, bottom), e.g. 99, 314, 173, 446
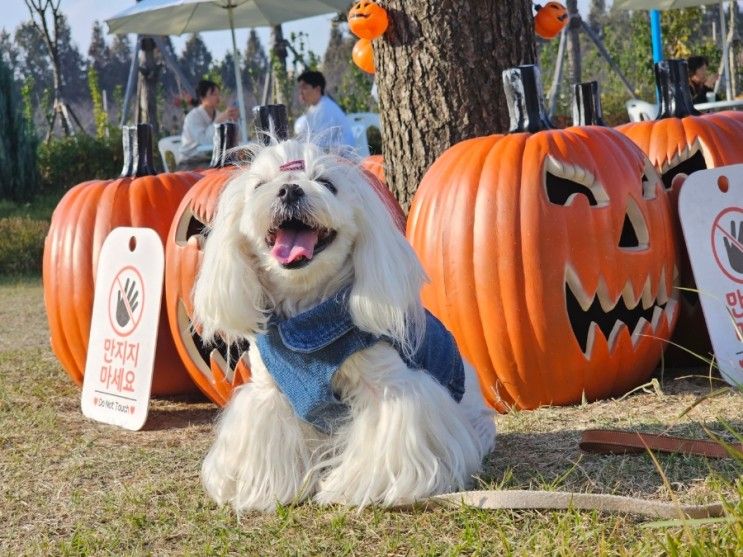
1, 278, 741, 555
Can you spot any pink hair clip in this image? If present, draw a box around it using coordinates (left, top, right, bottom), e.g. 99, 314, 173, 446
279, 160, 305, 172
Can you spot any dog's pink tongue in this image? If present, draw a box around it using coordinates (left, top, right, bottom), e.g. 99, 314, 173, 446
271, 228, 319, 264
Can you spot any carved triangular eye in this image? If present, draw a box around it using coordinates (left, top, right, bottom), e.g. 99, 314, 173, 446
544, 157, 608, 207
546, 172, 599, 206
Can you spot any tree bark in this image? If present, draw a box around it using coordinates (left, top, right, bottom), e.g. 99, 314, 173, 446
566, 0, 581, 86
374, 0, 536, 210
135, 37, 160, 138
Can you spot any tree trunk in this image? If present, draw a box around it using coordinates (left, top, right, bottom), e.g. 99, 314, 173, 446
374, 0, 536, 210
135, 37, 160, 138
566, 0, 581, 86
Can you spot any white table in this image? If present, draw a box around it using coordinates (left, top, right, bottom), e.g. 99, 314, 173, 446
694, 99, 743, 113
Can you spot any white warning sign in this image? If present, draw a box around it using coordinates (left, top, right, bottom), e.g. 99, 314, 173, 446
679, 167, 743, 387
81, 227, 164, 430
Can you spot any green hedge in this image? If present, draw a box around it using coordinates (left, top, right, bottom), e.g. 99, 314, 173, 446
37, 131, 124, 193
0, 217, 48, 275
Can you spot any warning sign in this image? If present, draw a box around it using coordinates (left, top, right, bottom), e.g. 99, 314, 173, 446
711, 208, 743, 284
679, 167, 743, 387
81, 227, 165, 430
109, 267, 145, 336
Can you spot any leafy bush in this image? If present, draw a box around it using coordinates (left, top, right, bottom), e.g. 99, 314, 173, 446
0, 56, 39, 202
0, 217, 48, 275
38, 129, 124, 192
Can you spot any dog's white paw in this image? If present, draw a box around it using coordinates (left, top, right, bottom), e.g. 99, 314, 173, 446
315, 362, 485, 508
201, 380, 321, 513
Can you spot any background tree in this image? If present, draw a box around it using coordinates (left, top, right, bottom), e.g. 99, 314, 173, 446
179, 33, 213, 84
375, 0, 536, 209
0, 31, 19, 76
323, 21, 375, 113
588, 0, 606, 40
23, 0, 85, 139
244, 28, 268, 102
0, 56, 39, 201
87, 21, 110, 82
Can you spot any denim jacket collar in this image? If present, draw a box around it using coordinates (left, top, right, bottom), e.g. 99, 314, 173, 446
274, 286, 358, 353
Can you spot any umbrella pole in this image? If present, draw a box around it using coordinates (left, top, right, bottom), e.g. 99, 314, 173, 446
721, 0, 732, 101
227, 4, 249, 144
120, 35, 140, 127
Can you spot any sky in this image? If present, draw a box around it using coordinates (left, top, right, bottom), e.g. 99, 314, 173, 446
2, 1, 597, 62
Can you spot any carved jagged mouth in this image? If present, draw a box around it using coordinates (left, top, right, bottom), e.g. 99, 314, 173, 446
177, 301, 250, 386
350, 13, 370, 19
660, 142, 707, 190
565, 268, 678, 356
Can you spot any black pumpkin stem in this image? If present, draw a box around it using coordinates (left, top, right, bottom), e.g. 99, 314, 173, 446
209, 122, 238, 168
572, 81, 606, 126
253, 104, 289, 144
120, 124, 156, 177
503, 65, 555, 133
656, 59, 700, 119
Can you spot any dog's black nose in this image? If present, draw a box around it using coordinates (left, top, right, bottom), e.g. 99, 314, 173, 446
278, 183, 304, 204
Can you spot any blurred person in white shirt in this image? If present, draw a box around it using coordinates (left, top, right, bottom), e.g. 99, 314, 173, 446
293, 70, 355, 150
178, 79, 239, 169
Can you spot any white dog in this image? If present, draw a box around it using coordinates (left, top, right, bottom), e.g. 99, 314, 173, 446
193, 137, 495, 513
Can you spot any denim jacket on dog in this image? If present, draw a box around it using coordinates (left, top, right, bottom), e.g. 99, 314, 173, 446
255, 288, 465, 434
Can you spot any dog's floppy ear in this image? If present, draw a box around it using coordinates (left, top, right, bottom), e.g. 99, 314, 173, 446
192, 173, 267, 343
348, 168, 426, 357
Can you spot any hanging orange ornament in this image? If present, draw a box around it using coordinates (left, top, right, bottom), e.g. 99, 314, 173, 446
352, 38, 375, 74
534, 2, 568, 40
348, 0, 389, 40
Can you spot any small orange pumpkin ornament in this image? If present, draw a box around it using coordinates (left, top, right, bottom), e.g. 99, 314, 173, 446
43, 125, 201, 396
534, 2, 569, 40
348, 0, 389, 40
352, 38, 375, 74
617, 60, 743, 365
407, 68, 679, 410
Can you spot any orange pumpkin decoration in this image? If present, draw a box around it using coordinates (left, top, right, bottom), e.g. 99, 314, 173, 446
352, 38, 375, 74
348, 0, 389, 40
361, 154, 385, 185
407, 68, 679, 410
165, 122, 250, 406
43, 125, 201, 396
534, 2, 569, 40
617, 60, 743, 365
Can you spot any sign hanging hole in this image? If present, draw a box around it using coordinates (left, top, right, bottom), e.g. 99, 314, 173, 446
718, 175, 729, 193
129, 236, 137, 252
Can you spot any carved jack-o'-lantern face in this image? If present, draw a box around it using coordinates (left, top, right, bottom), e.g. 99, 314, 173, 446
409, 129, 679, 410
165, 168, 251, 406
348, 0, 389, 40
534, 2, 569, 40
617, 61, 743, 363
406, 69, 679, 411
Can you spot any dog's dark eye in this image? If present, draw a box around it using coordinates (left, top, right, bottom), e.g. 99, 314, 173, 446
316, 178, 337, 194
254, 181, 265, 190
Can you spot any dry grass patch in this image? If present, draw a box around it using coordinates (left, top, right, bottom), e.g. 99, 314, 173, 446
1, 279, 741, 555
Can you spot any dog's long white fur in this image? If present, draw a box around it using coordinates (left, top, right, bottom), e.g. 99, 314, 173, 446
193, 137, 496, 512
